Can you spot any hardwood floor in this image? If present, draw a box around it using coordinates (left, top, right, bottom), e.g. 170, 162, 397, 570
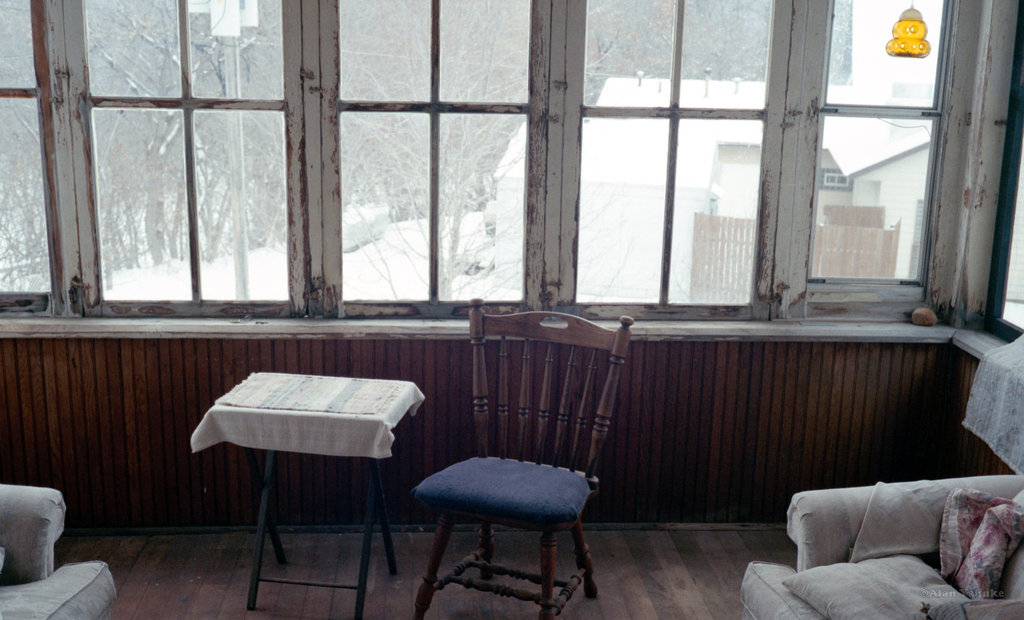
55, 527, 795, 619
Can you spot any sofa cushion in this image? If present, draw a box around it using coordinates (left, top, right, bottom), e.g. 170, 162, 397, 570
927, 601, 969, 620
939, 488, 1024, 598
850, 480, 951, 562
741, 562, 824, 619
0, 561, 115, 620
999, 488, 1024, 599
782, 555, 968, 620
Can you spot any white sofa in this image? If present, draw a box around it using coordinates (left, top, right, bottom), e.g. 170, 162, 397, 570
0, 484, 115, 619
741, 475, 1024, 619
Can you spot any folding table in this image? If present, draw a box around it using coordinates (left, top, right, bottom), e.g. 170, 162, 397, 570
191, 372, 425, 619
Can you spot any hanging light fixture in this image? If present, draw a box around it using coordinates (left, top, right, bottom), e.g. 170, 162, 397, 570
886, 4, 931, 58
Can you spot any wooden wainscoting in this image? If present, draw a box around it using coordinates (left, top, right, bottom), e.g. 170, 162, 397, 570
0, 336, 984, 528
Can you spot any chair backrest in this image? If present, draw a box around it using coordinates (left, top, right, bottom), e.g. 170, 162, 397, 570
468, 299, 633, 484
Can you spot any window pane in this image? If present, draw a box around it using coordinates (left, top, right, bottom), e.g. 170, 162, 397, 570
678, 0, 771, 109
812, 116, 932, 281
578, 118, 667, 303
85, 0, 181, 98
827, 0, 944, 108
94, 109, 190, 300
0, 0, 35, 87
584, 0, 674, 107
341, 112, 429, 301
1002, 159, 1024, 328
340, 1, 429, 101
195, 110, 286, 300
0, 99, 48, 292
190, 0, 283, 100
440, 0, 529, 103
671, 120, 762, 304
439, 114, 525, 301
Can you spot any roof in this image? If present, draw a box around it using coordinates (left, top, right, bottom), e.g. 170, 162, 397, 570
498, 78, 764, 189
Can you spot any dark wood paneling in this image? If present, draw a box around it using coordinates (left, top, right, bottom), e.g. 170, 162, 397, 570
0, 336, 997, 528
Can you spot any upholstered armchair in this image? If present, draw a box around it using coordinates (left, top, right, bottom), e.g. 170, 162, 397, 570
0, 484, 116, 619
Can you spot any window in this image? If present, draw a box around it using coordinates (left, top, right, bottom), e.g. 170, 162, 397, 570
578, 0, 771, 307
0, 1, 51, 306
0, 0, 973, 320
988, 3, 1024, 340
811, 0, 947, 283
820, 169, 850, 190
338, 0, 529, 305
84, 0, 287, 309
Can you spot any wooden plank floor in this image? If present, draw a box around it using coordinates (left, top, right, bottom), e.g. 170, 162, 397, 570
55, 527, 795, 619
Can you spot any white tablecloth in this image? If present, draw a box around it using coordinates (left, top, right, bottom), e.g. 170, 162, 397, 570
190, 372, 425, 459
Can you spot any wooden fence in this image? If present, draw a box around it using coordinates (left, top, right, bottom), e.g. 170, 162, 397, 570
690, 213, 757, 304
812, 221, 901, 279
690, 213, 901, 301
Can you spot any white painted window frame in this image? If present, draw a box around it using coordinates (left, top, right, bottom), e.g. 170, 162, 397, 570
799, 0, 955, 321
4, 0, 1009, 323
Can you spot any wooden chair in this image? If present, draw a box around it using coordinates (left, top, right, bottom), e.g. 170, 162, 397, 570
411, 299, 633, 620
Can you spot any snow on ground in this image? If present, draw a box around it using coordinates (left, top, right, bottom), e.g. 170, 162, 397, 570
103, 210, 521, 303
103, 246, 288, 302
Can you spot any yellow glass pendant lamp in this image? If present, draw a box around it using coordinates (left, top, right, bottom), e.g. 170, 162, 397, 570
886, 5, 931, 58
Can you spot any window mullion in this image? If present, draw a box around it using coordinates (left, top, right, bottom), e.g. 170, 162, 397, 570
33, 0, 65, 315
526, 0, 564, 310
524, 0, 551, 310
287, 0, 323, 316
658, 0, 688, 307
538, 0, 584, 311
428, 0, 441, 305
175, 0, 201, 303
309, 0, 339, 317
760, 0, 829, 320
49, 0, 98, 315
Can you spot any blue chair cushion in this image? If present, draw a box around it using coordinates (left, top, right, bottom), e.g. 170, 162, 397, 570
411, 457, 593, 526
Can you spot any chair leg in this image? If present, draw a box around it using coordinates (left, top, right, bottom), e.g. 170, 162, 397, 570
477, 522, 494, 579
571, 521, 597, 598
539, 531, 557, 620
413, 514, 453, 620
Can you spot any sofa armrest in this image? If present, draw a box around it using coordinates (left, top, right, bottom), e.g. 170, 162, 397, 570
787, 475, 1024, 571
0, 484, 66, 585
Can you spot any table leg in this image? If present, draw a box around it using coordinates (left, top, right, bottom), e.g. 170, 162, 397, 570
244, 448, 286, 565
246, 449, 287, 610
354, 460, 379, 620
371, 459, 398, 575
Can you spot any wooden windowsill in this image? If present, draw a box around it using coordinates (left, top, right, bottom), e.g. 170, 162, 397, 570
0, 316, 959, 343
952, 329, 1008, 359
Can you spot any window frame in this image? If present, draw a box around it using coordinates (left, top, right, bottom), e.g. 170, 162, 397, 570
0, 0, 988, 323
334, 0, 532, 318
568, 0, 769, 321
986, 0, 1024, 341
0, 0, 62, 315
69, 0, 303, 318
804, 0, 955, 316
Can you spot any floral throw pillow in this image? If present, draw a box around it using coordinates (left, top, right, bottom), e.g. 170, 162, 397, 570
939, 488, 1024, 598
